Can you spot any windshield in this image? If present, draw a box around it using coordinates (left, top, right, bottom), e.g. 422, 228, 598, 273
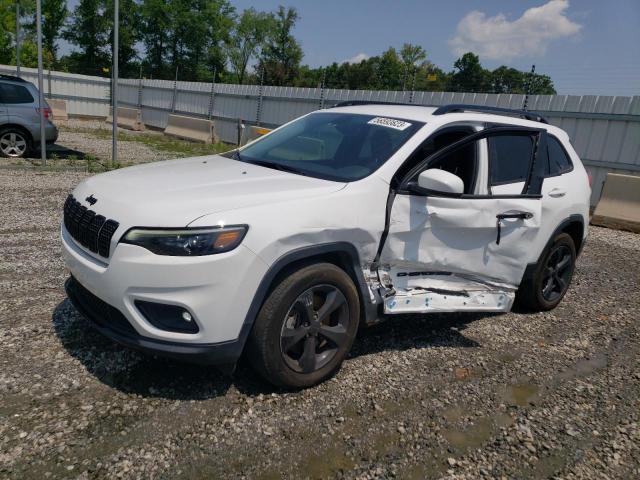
236, 112, 424, 181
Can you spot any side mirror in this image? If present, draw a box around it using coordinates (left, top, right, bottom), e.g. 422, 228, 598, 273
417, 169, 464, 195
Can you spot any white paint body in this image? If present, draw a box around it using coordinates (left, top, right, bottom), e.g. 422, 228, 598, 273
61, 105, 591, 348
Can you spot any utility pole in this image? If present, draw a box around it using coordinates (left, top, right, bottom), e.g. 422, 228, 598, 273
16, 1, 21, 76
111, 0, 119, 167
36, 0, 46, 165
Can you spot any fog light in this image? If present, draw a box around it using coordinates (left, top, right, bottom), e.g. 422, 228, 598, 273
134, 300, 199, 334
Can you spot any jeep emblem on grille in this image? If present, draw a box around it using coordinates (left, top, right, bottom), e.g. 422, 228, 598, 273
85, 194, 97, 206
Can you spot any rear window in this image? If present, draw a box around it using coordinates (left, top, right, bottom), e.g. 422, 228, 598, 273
488, 135, 534, 185
547, 135, 573, 176
0, 83, 34, 104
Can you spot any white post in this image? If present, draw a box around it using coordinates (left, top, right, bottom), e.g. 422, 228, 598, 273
111, 0, 119, 167
16, 1, 21, 76
36, 0, 46, 165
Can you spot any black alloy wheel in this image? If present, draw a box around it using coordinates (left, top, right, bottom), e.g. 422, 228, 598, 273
279, 285, 350, 374
246, 262, 360, 389
541, 244, 573, 302
515, 232, 576, 312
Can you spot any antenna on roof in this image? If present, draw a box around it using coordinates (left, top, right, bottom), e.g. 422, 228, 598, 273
522, 64, 536, 111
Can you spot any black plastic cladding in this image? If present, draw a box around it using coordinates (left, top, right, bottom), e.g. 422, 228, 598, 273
63, 195, 119, 257
67, 276, 136, 335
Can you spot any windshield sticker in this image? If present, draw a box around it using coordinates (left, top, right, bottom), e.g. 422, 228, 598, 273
367, 117, 413, 131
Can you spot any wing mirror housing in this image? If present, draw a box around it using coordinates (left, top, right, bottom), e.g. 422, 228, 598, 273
417, 169, 464, 195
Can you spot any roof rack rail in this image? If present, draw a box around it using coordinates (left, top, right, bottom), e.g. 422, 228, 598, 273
0, 73, 27, 83
333, 100, 414, 108
432, 104, 548, 124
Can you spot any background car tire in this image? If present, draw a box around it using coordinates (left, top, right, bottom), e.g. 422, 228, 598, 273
516, 233, 576, 312
0, 127, 31, 158
246, 262, 360, 389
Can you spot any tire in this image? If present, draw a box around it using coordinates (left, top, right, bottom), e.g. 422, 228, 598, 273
0, 127, 31, 158
516, 233, 576, 311
246, 262, 360, 389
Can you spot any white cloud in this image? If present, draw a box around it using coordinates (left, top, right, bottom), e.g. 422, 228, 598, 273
449, 0, 582, 61
344, 53, 369, 64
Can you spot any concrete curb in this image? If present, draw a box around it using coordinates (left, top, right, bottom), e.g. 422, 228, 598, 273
164, 114, 215, 143
591, 173, 640, 233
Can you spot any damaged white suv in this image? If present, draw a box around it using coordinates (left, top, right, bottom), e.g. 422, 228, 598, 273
62, 103, 590, 388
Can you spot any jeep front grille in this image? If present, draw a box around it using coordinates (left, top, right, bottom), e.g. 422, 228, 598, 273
63, 195, 119, 258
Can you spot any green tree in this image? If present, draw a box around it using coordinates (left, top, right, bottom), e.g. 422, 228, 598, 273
63, 0, 141, 77
448, 52, 489, 92
399, 43, 426, 89
1, 0, 37, 66
41, 0, 67, 66
528, 73, 556, 95
489, 66, 556, 95
104, 0, 141, 77
201, 0, 235, 81
0, 0, 18, 64
490, 66, 525, 94
163, 0, 234, 82
344, 59, 377, 89
140, 0, 170, 78
63, 0, 109, 75
373, 47, 404, 90
414, 63, 449, 92
290, 46, 554, 95
258, 6, 302, 86
226, 8, 272, 84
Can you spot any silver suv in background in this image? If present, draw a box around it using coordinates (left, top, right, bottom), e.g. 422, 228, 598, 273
0, 74, 58, 158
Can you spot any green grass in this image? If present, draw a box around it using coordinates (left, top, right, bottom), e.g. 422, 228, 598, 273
64, 126, 232, 158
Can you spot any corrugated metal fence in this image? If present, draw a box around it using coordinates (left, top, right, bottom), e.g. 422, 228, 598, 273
2, 64, 639, 206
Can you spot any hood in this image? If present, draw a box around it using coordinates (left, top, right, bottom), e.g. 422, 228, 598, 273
71, 154, 346, 227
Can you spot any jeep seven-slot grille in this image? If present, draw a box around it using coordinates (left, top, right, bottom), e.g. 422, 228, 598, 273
63, 195, 119, 258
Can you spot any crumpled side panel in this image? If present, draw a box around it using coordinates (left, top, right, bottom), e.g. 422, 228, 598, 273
380, 195, 541, 289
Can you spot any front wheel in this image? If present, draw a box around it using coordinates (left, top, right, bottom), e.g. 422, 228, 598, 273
516, 233, 576, 311
246, 263, 360, 389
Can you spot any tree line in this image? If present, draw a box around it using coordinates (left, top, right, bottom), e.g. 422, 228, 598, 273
0, 0, 556, 94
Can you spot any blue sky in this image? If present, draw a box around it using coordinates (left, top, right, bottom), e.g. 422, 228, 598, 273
64, 0, 640, 95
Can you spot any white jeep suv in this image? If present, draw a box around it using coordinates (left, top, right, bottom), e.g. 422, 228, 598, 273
61, 103, 590, 388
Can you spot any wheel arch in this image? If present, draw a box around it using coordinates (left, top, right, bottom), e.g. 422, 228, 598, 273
519, 214, 585, 286
560, 216, 585, 256
0, 123, 33, 142
235, 242, 377, 359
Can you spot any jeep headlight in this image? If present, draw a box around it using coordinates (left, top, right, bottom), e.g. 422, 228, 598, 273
121, 226, 248, 256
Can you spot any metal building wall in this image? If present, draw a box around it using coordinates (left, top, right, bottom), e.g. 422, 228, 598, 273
2, 64, 638, 205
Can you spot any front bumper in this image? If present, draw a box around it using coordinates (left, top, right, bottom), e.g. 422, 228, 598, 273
61, 223, 269, 364
65, 276, 248, 366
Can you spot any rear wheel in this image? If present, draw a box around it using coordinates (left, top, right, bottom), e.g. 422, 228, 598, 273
247, 263, 360, 389
516, 233, 576, 311
0, 128, 31, 158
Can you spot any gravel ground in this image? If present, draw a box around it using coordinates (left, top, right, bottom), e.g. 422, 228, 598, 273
54, 120, 174, 165
0, 119, 173, 168
0, 169, 639, 480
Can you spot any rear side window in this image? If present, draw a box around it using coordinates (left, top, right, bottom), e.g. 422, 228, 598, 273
547, 135, 573, 176
488, 135, 534, 185
0, 83, 34, 104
